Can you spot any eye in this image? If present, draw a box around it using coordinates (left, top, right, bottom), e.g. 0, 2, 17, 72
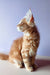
20, 26, 23, 29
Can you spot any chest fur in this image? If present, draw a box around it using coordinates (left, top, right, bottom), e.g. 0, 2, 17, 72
23, 31, 39, 49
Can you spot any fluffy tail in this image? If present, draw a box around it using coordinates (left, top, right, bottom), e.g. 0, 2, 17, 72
0, 53, 9, 60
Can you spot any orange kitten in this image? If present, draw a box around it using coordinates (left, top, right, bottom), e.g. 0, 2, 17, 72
0, 9, 40, 72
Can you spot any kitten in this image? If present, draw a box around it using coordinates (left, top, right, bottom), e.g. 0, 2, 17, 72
0, 9, 40, 72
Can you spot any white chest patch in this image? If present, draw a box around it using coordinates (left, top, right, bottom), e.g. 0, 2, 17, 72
24, 32, 30, 36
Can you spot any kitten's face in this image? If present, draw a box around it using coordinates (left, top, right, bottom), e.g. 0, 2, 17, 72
17, 18, 29, 32
17, 9, 35, 32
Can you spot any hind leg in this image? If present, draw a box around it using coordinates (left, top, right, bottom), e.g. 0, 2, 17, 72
13, 52, 23, 68
9, 37, 23, 68
13, 58, 23, 68
9, 49, 23, 68
9, 53, 23, 68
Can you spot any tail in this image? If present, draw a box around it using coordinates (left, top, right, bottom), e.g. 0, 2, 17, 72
0, 53, 9, 60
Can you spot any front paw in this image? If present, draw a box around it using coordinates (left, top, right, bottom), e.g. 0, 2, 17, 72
15, 63, 23, 68
33, 63, 38, 69
16, 64, 23, 68
26, 67, 34, 72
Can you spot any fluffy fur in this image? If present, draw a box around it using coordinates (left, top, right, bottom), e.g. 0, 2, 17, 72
0, 9, 40, 72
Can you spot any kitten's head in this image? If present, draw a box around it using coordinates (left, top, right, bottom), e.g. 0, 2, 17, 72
17, 9, 35, 32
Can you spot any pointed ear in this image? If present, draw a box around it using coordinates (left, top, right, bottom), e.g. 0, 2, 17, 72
29, 15, 35, 27
30, 15, 34, 23
24, 9, 34, 24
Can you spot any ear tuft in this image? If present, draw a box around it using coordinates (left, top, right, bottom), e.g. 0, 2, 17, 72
30, 15, 34, 22
24, 9, 34, 24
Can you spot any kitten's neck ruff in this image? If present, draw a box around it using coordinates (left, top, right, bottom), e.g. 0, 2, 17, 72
24, 31, 30, 37
24, 26, 36, 36
23, 29, 33, 40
